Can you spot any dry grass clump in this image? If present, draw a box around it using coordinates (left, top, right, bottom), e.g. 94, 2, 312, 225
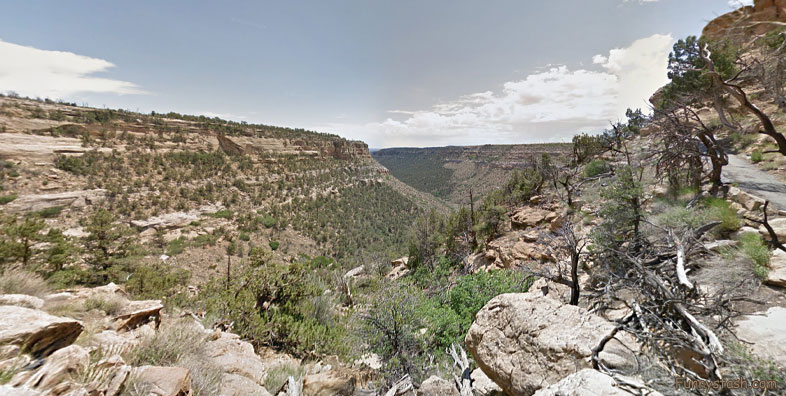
264, 362, 305, 395
0, 269, 51, 297
83, 295, 126, 315
124, 319, 221, 396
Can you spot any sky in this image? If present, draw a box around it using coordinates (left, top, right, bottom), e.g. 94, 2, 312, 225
0, 0, 753, 147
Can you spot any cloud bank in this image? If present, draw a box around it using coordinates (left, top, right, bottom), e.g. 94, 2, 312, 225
323, 34, 674, 148
0, 39, 142, 99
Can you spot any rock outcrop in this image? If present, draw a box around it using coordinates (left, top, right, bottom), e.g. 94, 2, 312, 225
736, 306, 786, 367
703, 0, 786, 41
765, 249, 786, 287
302, 372, 356, 396
387, 257, 410, 280
112, 300, 163, 331
4, 189, 107, 213
10, 345, 89, 392
470, 368, 502, 396
0, 294, 44, 309
760, 217, 786, 241
0, 305, 83, 357
417, 376, 458, 396
465, 292, 639, 396
133, 365, 193, 396
532, 369, 662, 396
204, 330, 268, 395
510, 207, 554, 229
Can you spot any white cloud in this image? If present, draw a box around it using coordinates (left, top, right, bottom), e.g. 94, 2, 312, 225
320, 34, 674, 148
0, 39, 143, 99
728, 0, 753, 7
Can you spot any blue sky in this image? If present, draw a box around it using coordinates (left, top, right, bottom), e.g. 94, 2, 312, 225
0, 0, 750, 147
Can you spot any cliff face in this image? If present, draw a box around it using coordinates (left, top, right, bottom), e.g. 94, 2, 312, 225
703, 0, 786, 41
219, 134, 369, 160
292, 138, 370, 159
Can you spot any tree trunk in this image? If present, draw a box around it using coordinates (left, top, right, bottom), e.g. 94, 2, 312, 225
569, 249, 580, 306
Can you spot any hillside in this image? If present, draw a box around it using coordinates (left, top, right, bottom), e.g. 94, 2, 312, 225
0, 95, 436, 284
372, 143, 571, 205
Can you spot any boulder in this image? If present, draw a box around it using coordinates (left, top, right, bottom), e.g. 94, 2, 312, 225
470, 369, 502, 396
736, 307, 786, 367
532, 369, 662, 396
133, 366, 192, 396
0, 305, 83, 357
343, 266, 364, 279
90, 330, 139, 350
0, 295, 44, 310
353, 353, 382, 371
302, 371, 356, 396
464, 252, 490, 273
204, 331, 266, 388
387, 257, 410, 280
417, 376, 458, 396
220, 373, 272, 396
731, 226, 759, 240
465, 292, 638, 396
527, 278, 572, 304
765, 249, 786, 287
112, 300, 163, 332
511, 208, 551, 229
703, 240, 737, 252
11, 345, 89, 391
511, 241, 556, 263
0, 385, 42, 395
521, 231, 539, 243
760, 218, 786, 241
728, 187, 765, 212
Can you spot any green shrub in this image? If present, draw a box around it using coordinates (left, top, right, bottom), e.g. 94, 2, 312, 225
166, 237, 187, 256
0, 195, 17, 205
192, 233, 219, 247
738, 233, 770, 279
655, 206, 708, 230
362, 283, 428, 380
125, 262, 191, 300
751, 150, 764, 163
269, 240, 280, 250
202, 249, 347, 357
259, 215, 277, 228
584, 159, 611, 178
35, 206, 63, 218
705, 197, 741, 233
426, 270, 534, 350
211, 209, 233, 219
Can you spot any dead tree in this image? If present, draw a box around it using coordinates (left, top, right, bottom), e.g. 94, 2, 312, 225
652, 105, 728, 192
701, 43, 786, 156
524, 221, 586, 306
589, 217, 753, 384
545, 164, 582, 208
448, 344, 473, 396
